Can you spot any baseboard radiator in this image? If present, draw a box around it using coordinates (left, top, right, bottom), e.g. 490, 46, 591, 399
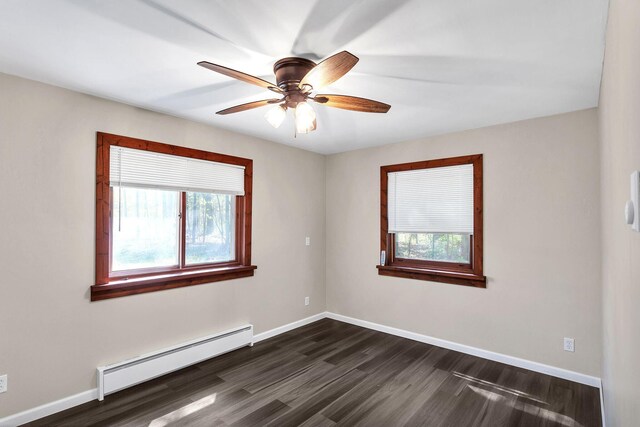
97, 324, 253, 400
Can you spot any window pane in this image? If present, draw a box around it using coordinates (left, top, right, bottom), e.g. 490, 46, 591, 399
185, 192, 235, 265
112, 187, 179, 271
395, 232, 470, 263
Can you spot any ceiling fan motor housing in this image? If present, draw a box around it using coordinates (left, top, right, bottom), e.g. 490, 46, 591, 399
273, 57, 316, 94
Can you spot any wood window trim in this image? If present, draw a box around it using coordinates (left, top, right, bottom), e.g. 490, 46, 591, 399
379, 154, 486, 288
92, 132, 255, 301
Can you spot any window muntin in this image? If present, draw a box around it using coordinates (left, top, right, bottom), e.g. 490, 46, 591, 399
379, 154, 485, 287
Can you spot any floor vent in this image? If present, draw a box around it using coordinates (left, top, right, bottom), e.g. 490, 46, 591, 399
97, 325, 253, 400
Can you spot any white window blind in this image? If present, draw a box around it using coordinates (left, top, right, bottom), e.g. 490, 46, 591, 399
109, 146, 245, 195
388, 164, 473, 234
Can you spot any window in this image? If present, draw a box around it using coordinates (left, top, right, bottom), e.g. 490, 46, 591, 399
378, 154, 485, 287
92, 133, 255, 301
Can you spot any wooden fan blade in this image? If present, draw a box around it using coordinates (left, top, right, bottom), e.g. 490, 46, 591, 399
299, 51, 359, 90
198, 61, 280, 92
313, 94, 391, 113
216, 99, 282, 115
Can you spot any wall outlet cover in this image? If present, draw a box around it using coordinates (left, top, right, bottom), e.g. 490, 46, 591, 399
563, 337, 575, 352
0, 374, 7, 393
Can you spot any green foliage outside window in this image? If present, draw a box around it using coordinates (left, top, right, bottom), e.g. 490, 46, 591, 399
395, 232, 470, 263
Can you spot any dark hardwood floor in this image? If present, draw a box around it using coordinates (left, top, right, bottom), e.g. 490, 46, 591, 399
25, 319, 601, 427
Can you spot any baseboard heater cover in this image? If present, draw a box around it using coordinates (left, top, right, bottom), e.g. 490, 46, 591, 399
97, 324, 253, 400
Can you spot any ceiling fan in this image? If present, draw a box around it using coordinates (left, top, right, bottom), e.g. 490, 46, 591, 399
197, 51, 391, 134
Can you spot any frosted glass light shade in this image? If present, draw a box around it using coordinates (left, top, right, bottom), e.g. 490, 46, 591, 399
264, 105, 286, 128
295, 102, 316, 133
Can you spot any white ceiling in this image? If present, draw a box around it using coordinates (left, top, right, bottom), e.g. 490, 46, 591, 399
0, 0, 608, 154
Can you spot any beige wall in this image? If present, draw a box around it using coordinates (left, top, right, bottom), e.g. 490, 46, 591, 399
0, 70, 609, 419
599, 0, 640, 425
0, 72, 326, 417
326, 109, 602, 377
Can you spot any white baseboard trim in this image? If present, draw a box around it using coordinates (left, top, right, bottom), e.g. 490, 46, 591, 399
325, 312, 602, 388
1, 314, 327, 426
253, 312, 327, 343
0, 389, 98, 427
1, 310, 602, 426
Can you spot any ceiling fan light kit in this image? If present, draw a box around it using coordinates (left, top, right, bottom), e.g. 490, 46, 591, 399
295, 102, 317, 134
264, 105, 286, 128
197, 51, 390, 135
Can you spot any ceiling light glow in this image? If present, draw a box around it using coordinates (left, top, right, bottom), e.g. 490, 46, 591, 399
295, 102, 316, 134
264, 105, 286, 128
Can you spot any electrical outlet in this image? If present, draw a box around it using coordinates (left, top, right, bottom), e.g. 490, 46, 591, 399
564, 337, 575, 352
0, 374, 7, 393
305, 237, 311, 246
305, 296, 310, 306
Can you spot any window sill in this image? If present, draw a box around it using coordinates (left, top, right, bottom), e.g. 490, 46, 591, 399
376, 265, 486, 288
91, 265, 257, 301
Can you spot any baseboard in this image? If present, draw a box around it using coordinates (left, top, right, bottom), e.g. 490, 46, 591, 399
1, 310, 602, 426
0, 389, 98, 427
325, 312, 602, 388
253, 312, 327, 343
1, 314, 326, 426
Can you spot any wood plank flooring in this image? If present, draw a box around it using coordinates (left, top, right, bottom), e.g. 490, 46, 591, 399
25, 319, 601, 427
